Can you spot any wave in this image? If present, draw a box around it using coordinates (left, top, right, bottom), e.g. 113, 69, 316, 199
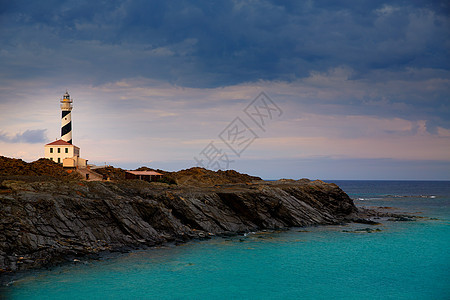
383, 194, 437, 198
354, 197, 382, 201
354, 195, 437, 201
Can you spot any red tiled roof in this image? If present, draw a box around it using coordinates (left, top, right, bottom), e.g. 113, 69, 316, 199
126, 171, 163, 176
45, 139, 78, 147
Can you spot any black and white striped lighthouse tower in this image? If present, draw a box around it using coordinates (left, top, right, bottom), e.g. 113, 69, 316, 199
60, 91, 73, 144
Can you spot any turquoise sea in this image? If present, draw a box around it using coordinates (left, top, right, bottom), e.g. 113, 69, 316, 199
2, 181, 450, 299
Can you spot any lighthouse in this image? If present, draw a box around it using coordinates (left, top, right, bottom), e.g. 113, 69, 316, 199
44, 91, 88, 169
60, 91, 73, 144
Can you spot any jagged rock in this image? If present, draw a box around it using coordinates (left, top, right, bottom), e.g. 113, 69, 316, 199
0, 178, 359, 276
387, 216, 415, 222
1, 156, 399, 281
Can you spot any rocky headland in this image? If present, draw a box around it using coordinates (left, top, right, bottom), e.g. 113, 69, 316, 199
0, 156, 393, 282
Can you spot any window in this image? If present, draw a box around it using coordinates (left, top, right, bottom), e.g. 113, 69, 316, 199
58, 158, 61, 163
50, 148, 53, 153
65, 148, 68, 153
50, 157, 53, 161
57, 148, 61, 153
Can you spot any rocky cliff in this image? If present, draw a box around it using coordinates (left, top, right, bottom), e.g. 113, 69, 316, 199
0, 176, 360, 276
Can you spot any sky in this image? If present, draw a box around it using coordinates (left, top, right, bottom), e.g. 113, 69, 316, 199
0, 0, 449, 180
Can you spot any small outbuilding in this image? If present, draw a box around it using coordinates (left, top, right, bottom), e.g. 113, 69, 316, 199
125, 170, 164, 182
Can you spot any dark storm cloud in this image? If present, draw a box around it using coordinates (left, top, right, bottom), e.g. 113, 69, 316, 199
0, 0, 449, 132
1, 0, 448, 86
0, 129, 47, 144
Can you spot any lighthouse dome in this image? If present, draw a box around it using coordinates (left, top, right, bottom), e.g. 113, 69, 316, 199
63, 91, 70, 100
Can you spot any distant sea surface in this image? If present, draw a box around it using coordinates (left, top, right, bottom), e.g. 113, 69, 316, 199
2, 181, 450, 299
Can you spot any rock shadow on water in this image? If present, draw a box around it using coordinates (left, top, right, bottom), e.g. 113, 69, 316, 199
342, 228, 383, 233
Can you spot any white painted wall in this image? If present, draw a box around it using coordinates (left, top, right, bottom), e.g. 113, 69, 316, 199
44, 145, 78, 163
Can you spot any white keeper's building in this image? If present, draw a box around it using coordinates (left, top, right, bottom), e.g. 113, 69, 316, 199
44, 139, 87, 167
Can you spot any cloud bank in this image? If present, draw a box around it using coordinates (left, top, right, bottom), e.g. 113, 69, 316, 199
0, 0, 449, 179
1, 0, 448, 85
0, 129, 48, 144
